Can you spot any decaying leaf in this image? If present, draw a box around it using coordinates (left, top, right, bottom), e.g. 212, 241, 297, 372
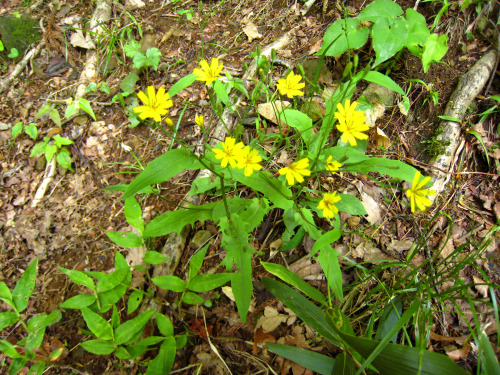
242, 18, 262, 42
373, 127, 391, 149
70, 29, 94, 49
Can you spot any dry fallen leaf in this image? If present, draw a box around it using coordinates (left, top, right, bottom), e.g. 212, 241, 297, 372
242, 18, 262, 42
374, 127, 391, 149
258, 101, 291, 126
70, 29, 94, 49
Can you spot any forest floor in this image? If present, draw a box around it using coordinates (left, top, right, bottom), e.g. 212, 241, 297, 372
0, 0, 499, 373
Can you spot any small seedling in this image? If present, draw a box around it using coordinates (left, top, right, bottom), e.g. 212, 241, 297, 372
30, 134, 75, 171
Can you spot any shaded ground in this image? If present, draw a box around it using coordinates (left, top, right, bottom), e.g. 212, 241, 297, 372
0, 0, 499, 373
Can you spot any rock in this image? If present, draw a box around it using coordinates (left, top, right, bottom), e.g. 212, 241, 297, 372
0, 16, 41, 59
190, 230, 212, 250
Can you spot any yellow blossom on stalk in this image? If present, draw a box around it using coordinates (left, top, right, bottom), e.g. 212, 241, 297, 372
195, 115, 204, 131
325, 156, 342, 172
279, 157, 311, 186
133, 86, 173, 122
237, 146, 262, 176
213, 137, 244, 168
193, 58, 224, 85
317, 191, 341, 218
406, 171, 435, 213
335, 99, 370, 146
276, 71, 305, 98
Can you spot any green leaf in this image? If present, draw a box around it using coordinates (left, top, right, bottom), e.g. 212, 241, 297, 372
278, 109, 312, 146
26, 310, 62, 351
187, 273, 232, 292
124, 197, 144, 233
24, 123, 37, 141
143, 202, 216, 238
317, 247, 343, 302
266, 344, 335, 375
49, 108, 62, 127
0, 339, 23, 358
133, 52, 148, 70
12, 258, 38, 312
152, 275, 186, 292
0, 281, 13, 301
422, 34, 448, 73
362, 71, 405, 95
320, 146, 370, 166
120, 72, 140, 92
45, 144, 57, 163
188, 244, 209, 280
80, 339, 116, 355
372, 18, 408, 67
97, 284, 128, 313
145, 48, 162, 70
56, 148, 74, 171
336, 194, 367, 216
332, 351, 356, 375
261, 262, 327, 305
11, 122, 23, 139
213, 80, 233, 111
145, 336, 176, 375
53, 134, 74, 148
0, 312, 19, 331
374, 297, 402, 343
358, 0, 403, 21
262, 278, 341, 345
78, 98, 97, 120
346, 157, 418, 183
64, 102, 79, 119
60, 294, 96, 309
82, 307, 114, 340
123, 148, 202, 199
143, 251, 169, 264
112, 305, 120, 328
438, 115, 461, 122
96, 268, 130, 293
405, 9, 430, 50
155, 313, 174, 337
127, 291, 143, 315
318, 18, 369, 57
59, 267, 95, 290
35, 104, 52, 120
106, 231, 143, 248
180, 291, 204, 305
126, 336, 165, 359
168, 73, 197, 97
123, 40, 141, 58
29, 140, 48, 157
114, 309, 155, 346
8, 47, 19, 58
478, 330, 500, 375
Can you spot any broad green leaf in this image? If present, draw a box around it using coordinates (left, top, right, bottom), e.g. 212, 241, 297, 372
317, 247, 343, 302
405, 9, 430, 50
97, 284, 128, 312
64, 102, 79, 119
106, 231, 143, 248
45, 144, 58, 163
11, 122, 23, 139
123, 40, 141, 58
422, 34, 448, 73
35, 104, 52, 120
374, 297, 402, 343
26, 361, 45, 375
478, 330, 500, 375
143, 251, 169, 264
53, 134, 74, 147
168, 74, 197, 97
145, 47, 161, 70
124, 197, 144, 233
29, 140, 48, 157
145, 336, 176, 375
78, 98, 97, 120
213, 80, 233, 111
155, 313, 174, 337
26, 310, 62, 352
115, 346, 132, 359
337, 194, 367, 216
262, 278, 341, 345
96, 268, 129, 293
115, 251, 130, 270
82, 307, 114, 340
152, 275, 186, 292
320, 146, 370, 166
0, 281, 13, 301
261, 262, 327, 305
278, 109, 312, 145
49, 108, 62, 127
358, 0, 403, 21
0, 339, 23, 358
188, 244, 209, 280
211, 197, 253, 223
114, 309, 155, 346
59, 267, 95, 290
126, 336, 166, 359
346, 157, 418, 182
0, 312, 18, 331
120, 72, 140, 92
123, 148, 203, 199
12, 258, 38, 312
56, 148, 74, 171
318, 18, 369, 57
266, 343, 335, 375
187, 273, 232, 292
180, 291, 204, 305
103, 184, 156, 195
60, 294, 96, 309
332, 351, 356, 375
8, 358, 28, 375
144, 202, 216, 238
362, 71, 405, 95
310, 229, 341, 257
127, 291, 143, 315
372, 18, 408, 67
8, 47, 19, 58
80, 339, 116, 355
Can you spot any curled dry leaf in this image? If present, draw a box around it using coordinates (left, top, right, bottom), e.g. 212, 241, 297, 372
242, 18, 262, 42
373, 127, 391, 149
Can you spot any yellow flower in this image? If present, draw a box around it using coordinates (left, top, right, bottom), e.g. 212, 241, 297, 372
317, 191, 341, 218
276, 71, 305, 98
335, 99, 370, 146
406, 171, 435, 213
213, 137, 244, 168
237, 146, 262, 176
325, 156, 342, 172
279, 157, 311, 185
134, 86, 173, 123
193, 58, 223, 85
195, 115, 204, 131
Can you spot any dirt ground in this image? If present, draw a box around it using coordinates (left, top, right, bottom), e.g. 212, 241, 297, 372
0, 0, 499, 373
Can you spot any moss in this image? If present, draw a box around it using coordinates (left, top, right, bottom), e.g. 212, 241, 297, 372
0, 16, 41, 60
422, 126, 450, 159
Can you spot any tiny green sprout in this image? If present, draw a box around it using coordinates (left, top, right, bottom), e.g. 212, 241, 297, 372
8, 47, 19, 59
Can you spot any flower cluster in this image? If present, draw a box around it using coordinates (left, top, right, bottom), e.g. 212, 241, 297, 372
335, 99, 370, 146
213, 137, 262, 176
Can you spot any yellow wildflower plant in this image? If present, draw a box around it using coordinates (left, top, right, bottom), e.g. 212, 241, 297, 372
317, 191, 341, 218
276, 71, 305, 98
237, 146, 262, 177
279, 157, 311, 186
193, 58, 224, 86
335, 99, 370, 146
133, 86, 173, 123
213, 137, 244, 168
325, 156, 342, 172
195, 115, 204, 131
406, 171, 435, 213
